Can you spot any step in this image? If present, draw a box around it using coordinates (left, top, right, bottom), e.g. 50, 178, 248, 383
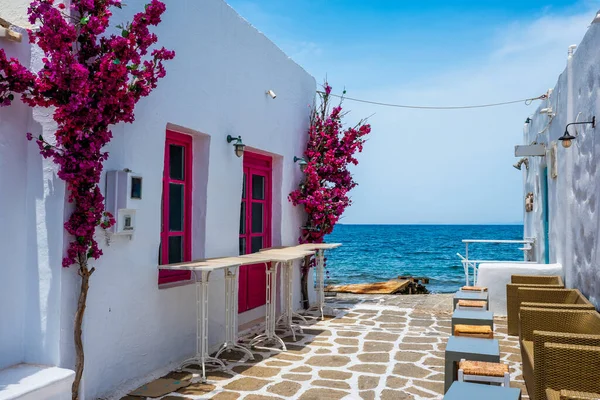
0, 364, 75, 400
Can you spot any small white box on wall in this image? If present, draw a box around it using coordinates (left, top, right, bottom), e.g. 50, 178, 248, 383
105, 170, 142, 235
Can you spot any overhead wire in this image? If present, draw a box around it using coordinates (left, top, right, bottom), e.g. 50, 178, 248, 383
316, 91, 548, 110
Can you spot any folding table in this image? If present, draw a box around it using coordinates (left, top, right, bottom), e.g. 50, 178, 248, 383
294, 243, 342, 319
158, 259, 242, 383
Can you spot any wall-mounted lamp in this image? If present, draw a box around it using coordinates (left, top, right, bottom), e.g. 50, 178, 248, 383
513, 157, 529, 170
266, 89, 277, 99
293, 156, 308, 172
226, 135, 245, 158
559, 116, 595, 148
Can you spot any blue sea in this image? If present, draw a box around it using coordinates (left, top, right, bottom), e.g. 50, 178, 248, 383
324, 224, 524, 293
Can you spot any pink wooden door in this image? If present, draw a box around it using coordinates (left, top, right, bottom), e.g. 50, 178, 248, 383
238, 152, 272, 312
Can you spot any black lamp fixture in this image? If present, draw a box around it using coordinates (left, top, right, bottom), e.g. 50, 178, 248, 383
293, 156, 308, 172
513, 157, 529, 170
226, 135, 245, 158
558, 116, 596, 148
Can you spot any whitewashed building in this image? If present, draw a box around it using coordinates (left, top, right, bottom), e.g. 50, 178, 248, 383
519, 12, 600, 308
0, 0, 316, 398
455, 12, 600, 316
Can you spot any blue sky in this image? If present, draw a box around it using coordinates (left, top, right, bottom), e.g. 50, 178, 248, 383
228, 0, 598, 224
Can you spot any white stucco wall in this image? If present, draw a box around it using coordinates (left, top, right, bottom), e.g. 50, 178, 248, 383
477, 263, 563, 315
1, 1, 316, 398
0, 0, 33, 29
522, 13, 600, 309
1, 28, 72, 376
0, 35, 29, 370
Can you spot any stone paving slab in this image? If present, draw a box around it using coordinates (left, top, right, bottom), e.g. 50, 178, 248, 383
123, 294, 528, 399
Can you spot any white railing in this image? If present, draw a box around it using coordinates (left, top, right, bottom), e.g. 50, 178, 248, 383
457, 238, 535, 285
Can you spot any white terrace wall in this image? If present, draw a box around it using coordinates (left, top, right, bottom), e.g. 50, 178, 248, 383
0, 21, 73, 373
523, 13, 600, 308
0, 0, 316, 398
0, 29, 30, 370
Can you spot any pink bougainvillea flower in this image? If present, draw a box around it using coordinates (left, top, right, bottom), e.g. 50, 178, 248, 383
289, 82, 370, 273
0, 0, 174, 268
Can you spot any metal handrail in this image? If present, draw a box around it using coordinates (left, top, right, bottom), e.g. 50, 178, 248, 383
458, 238, 536, 285
462, 239, 534, 244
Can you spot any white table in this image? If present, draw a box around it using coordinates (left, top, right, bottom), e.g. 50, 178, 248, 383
158, 260, 242, 383
295, 243, 342, 319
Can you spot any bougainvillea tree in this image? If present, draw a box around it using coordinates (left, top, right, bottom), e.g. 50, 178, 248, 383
289, 83, 370, 306
0, 1, 173, 398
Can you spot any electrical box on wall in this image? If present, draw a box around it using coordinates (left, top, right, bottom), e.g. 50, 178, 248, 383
105, 170, 142, 236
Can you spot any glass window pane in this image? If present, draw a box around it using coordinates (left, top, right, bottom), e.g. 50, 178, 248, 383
252, 175, 265, 200
169, 183, 184, 232
242, 173, 246, 199
168, 235, 183, 263
131, 177, 142, 199
252, 202, 263, 233
251, 236, 263, 253
240, 202, 246, 234
169, 144, 185, 180
239, 238, 246, 255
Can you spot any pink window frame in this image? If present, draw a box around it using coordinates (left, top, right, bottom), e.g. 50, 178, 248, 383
159, 130, 193, 284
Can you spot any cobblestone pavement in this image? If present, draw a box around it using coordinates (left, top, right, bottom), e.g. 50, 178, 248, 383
122, 294, 527, 399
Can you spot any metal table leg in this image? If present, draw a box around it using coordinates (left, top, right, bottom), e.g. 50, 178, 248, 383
178, 270, 226, 383
307, 249, 335, 319
215, 266, 254, 361
275, 260, 305, 340
249, 262, 287, 350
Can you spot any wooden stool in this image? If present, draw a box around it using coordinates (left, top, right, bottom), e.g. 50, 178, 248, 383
456, 300, 487, 311
462, 286, 488, 292
457, 359, 510, 387
453, 290, 488, 310
454, 324, 493, 339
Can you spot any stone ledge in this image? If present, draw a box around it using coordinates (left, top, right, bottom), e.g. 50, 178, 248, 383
0, 363, 75, 400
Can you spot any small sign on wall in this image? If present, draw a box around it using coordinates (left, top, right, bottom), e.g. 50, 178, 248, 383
525, 192, 534, 212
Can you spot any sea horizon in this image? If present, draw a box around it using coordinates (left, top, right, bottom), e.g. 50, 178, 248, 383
324, 224, 524, 294
336, 222, 524, 226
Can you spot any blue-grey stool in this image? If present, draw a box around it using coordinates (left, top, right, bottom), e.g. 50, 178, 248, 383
451, 309, 494, 335
453, 290, 489, 310
444, 381, 521, 399
444, 336, 500, 393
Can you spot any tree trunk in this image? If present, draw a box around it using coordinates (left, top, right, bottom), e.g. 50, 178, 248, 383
71, 256, 94, 400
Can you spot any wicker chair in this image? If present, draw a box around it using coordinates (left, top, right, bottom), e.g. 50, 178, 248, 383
506, 275, 564, 335
519, 307, 600, 400
544, 343, 600, 400
516, 288, 596, 335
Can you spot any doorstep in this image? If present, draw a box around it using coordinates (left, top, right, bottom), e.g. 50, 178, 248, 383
0, 363, 75, 400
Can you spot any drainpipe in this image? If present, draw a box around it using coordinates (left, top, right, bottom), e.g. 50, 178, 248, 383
564, 44, 576, 286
